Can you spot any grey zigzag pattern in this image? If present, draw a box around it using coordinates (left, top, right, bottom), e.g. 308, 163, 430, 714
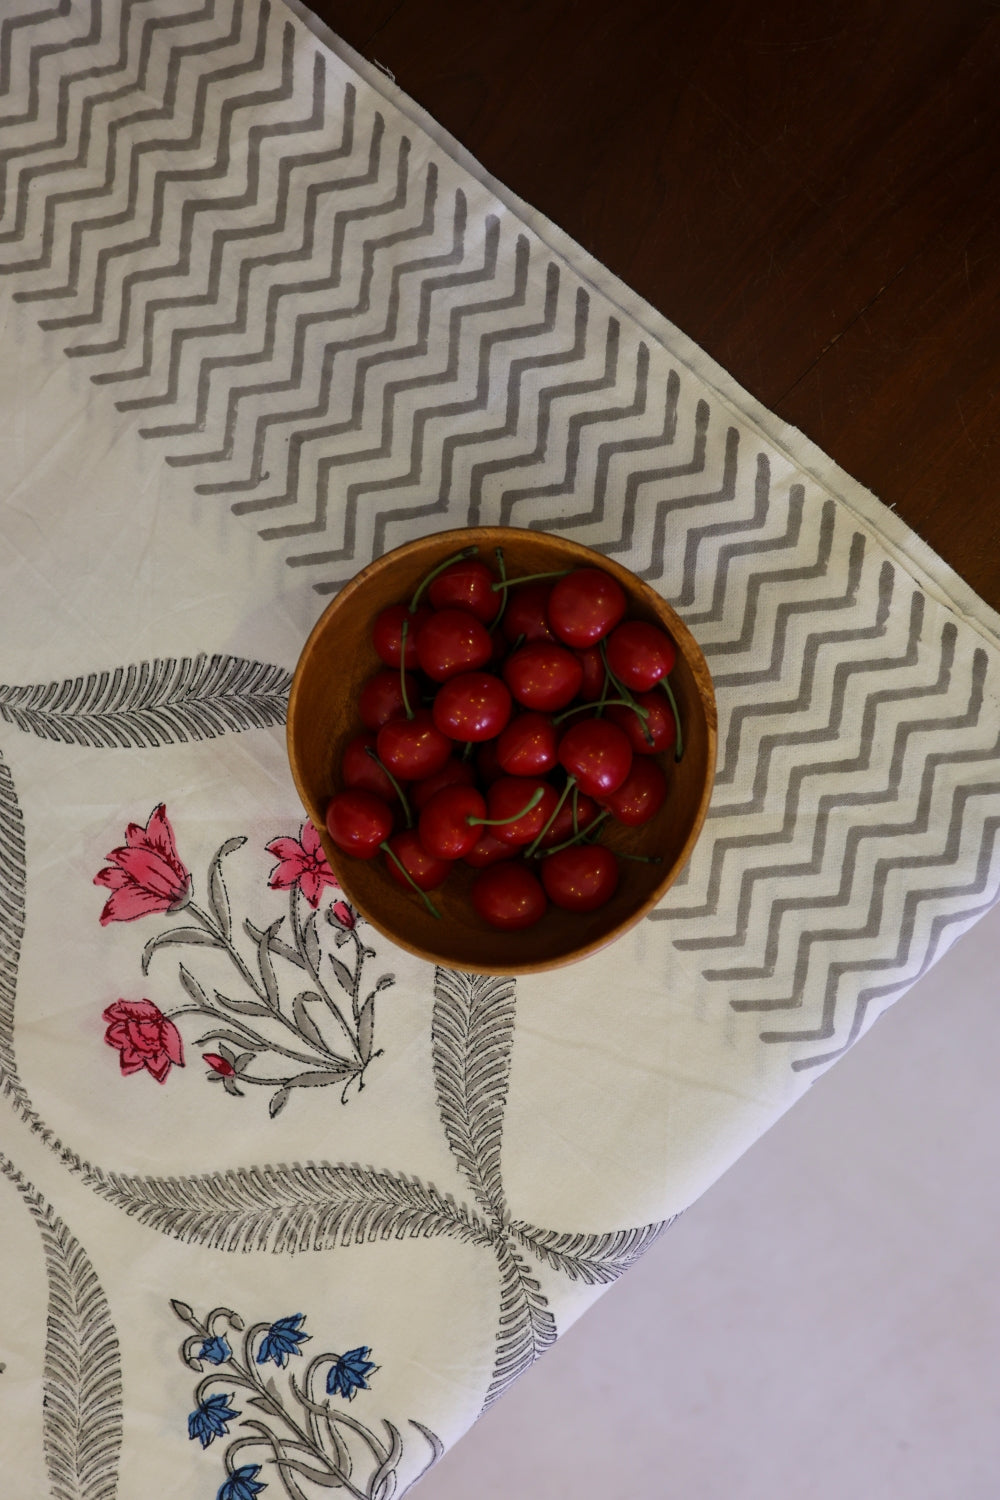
794, 808, 1000, 1070
656, 508, 1000, 1061
0, 4, 69, 103
0, 0, 711, 584
727, 665, 994, 996
0, 0, 998, 1074
666, 589, 937, 934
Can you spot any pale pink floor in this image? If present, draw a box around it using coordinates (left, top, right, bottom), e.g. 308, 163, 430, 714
421, 902, 1000, 1499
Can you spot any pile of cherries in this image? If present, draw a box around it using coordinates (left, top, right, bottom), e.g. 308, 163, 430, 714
324, 546, 683, 931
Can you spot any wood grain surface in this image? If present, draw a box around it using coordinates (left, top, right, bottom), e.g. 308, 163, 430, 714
302, 0, 1000, 613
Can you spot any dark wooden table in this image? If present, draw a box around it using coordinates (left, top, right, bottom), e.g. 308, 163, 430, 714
304, 0, 1000, 614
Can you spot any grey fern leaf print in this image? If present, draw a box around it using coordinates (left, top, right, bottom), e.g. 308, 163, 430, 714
0, 749, 28, 1117
431, 968, 517, 1220
484, 1242, 558, 1410
0, 1155, 123, 1500
87, 1163, 495, 1254
508, 1218, 673, 1285
0, 654, 291, 747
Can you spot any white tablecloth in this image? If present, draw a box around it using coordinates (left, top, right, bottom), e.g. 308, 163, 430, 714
1, 3, 999, 1495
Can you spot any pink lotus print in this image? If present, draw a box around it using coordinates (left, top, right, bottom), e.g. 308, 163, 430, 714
103, 998, 184, 1083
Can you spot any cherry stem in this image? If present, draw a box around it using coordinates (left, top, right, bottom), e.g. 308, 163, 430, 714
490, 547, 509, 634
409, 546, 479, 612
364, 746, 413, 827
553, 697, 650, 726
539, 807, 611, 856
659, 675, 684, 760
595, 660, 612, 718
379, 841, 442, 919
523, 777, 575, 859
617, 851, 663, 864
467, 785, 545, 827
490, 568, 572, 592
598, 640, 655, 746
399, 618, 415, 720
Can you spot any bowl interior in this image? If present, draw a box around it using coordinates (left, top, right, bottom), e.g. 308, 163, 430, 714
287, 527, 716, 973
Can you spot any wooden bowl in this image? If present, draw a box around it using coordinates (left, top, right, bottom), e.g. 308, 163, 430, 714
287, 528, 716, 973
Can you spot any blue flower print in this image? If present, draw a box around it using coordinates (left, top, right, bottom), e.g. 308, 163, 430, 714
255, 1313, 310, 1368
217, 1465, 267, 1500
198, 1335, 231, 1366
188, 1392, 240, 1448
326, 1346, 378, 1401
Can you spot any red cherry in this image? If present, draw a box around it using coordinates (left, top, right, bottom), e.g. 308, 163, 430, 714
557, 718, 633, 796
358, 668, 420, 730
471, 862, 548, 930
325, 789, 394, 859
535, 790, 600, 849
547, 567, 627, 648
341, 733, 396, 802
372, 603, 430, 668
502, 641, 584, 712
487, 628, 509, 668
462, 830, 518, 868
416, 608, 493, 681
476, 738, 505, 786
598, 756, 668, 826
410, 757, 477, 812
604, 620, 677, 691
432, 671, 512, 742
574, 645, 607, 701
540, 845, 619, 912
495, 712, 558, 776
418, 784, 486, 860
484, 777, 559, 846
376, 710, 452, 781
604, 691, 677, 755
383, 828, 452, 891
500, 581, 557, 644
427, 557, 501, 624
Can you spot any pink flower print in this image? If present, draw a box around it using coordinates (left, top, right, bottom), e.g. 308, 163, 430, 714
103, 998, 184, 1083
94, 803, 191, 925
203, 1052, 236, 1077
266, 821, 339, 908
329, 900, 356, 931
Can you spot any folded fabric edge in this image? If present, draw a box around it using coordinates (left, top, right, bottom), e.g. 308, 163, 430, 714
281, 0, 1000, 654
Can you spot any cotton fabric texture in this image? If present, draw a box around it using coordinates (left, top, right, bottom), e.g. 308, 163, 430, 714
1, 2, 999, 1495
